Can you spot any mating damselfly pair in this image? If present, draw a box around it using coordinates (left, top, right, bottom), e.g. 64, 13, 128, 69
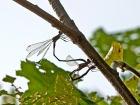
26, 31, 96, 81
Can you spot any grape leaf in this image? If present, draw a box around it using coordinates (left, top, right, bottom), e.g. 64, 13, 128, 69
104, 42, 123, 66
136, 64, 140, 70
2, 75, 16, 84
16, 59, 97, 105
124, 76, 139, 93
87, 92, 104, 103
108, 96, 123, 105
0, 90, 8, 96
124, 76, 140, 103
90, 28, 140, 67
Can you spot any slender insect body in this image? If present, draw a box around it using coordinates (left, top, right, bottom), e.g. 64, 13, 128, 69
26, 31, 96, 81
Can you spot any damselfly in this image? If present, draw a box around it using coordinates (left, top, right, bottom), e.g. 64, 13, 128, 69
26, 31, 96, 81
66, 55, 96, 81
26, 31, 87, 63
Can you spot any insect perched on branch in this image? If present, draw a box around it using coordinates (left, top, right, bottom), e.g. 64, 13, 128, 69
26, 31, 96, 81
66, 55, 96, 81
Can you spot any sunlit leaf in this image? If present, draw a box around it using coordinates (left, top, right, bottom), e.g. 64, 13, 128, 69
104, 42, 123, 66
0, 89, 20, 99
90, 28, 140, 67
54, 75, 96, 104
123, 76, 140, 103
98, 101, 108, 105
136, 64, 140, 70
2, 75, 16, 84
134, 91, 140, 103
16, 59, 97, 104
87, 92, 104, 103
108, 96, 123, 105
124, 76, 139, 93
0, 90, 8, 96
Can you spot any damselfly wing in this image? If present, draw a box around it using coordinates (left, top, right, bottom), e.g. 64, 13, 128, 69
26, 32, 69, 59
66, 55, 79, 86
26, 39, 52, 59
26, 32, 95, 81
66, 55, 79, 66
66, 55, 96, 81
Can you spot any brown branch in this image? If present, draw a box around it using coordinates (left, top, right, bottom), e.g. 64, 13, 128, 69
13, 0, 139, 105
48, 0, 79, 31
111, 61, 140, 78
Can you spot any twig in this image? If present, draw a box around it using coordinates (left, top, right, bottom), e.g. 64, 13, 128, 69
111, 61, 140, 78
13, 0, 139, 104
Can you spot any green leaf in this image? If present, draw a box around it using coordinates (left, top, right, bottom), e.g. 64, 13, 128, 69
0, 89, 20, 99
16, 59, 97, 104
0, 90, 8, 96
124, 76, 139, 93
87, 92, 104, 103
136, 64, 140, 70
54, 75, 96, 105
98, 101, 108, 105
108, 96, 123, 105
16, 59, 69, 97
134, 91, 140, 103
104, 42, 123, 66
124, 76, 140, 103
89, 28, 140, 67
2, 75, 16, 84
110, 96, 122, 105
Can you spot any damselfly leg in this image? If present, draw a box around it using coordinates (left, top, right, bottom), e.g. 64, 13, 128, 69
53, 42, 87, 63
26, 31, 96, 81
67, 58, 96, 81
69, 65, 96, 81
66, 55, 80, 86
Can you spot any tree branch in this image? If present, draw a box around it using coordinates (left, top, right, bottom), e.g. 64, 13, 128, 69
13, 0, 139, 104
48, 0, 79, 31
111, 61, 140, 78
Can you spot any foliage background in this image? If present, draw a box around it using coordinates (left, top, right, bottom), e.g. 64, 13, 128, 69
1, 28, 140, 104
1, 0, 140, 104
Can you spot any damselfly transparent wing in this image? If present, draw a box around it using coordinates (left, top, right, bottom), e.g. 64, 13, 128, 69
37, 41, 52, 56
40, 44, 52, 60
60, 34, 70, 42
26, 32, 70, 59
66, 55, 79, 87
66, 55, 79, 66
26, 39, 52, 58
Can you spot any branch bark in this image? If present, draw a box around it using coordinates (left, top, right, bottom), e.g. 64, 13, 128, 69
13, 0, 139, 105
48, 0, 79, 31
111, 61, 140, 78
